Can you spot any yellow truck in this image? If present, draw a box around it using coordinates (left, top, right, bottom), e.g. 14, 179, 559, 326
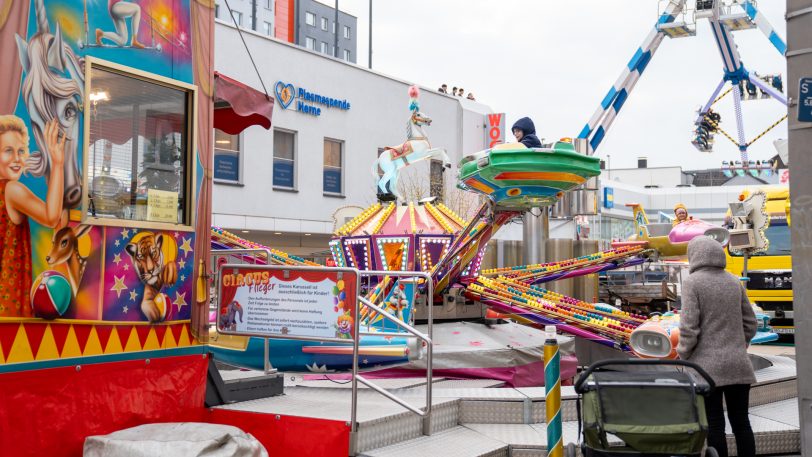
725, 186, 793, 340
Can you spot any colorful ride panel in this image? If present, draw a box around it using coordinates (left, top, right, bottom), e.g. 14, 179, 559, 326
331, 202, 465, 272
457, 141, 601, 210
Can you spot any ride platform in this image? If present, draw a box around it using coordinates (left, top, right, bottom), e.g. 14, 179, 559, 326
457, 141, 601, 211
210, 354, 798, 456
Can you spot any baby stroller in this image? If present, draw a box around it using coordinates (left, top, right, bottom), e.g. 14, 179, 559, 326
568, 359, 718, 457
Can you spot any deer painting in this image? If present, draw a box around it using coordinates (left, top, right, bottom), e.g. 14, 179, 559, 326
46, 225, 92, 294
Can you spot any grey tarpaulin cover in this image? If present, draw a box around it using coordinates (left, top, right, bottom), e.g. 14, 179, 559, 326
83, 423, 268, 457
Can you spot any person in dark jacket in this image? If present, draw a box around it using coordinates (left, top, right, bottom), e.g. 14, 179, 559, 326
511, 117, 542, 148
678, 236, 758, 457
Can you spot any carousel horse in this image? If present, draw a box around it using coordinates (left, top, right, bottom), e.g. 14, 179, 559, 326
372, 86, 451, 200
15, 0, 85, 209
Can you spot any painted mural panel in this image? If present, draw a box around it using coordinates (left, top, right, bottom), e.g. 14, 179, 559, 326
0, 0, 204, 343
103, 227, 194, 322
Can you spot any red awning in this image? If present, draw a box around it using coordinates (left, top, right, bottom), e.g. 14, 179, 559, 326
213, 71, 274, 135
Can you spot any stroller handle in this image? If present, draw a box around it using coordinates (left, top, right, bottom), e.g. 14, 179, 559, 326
574, 358, 716, 394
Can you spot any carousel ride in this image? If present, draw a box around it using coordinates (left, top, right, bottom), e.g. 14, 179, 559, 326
208, 81, 777, 379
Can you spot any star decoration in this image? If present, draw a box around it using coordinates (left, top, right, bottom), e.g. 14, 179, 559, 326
113, 253, 122, 265
179, 237, 193, 257
123, 264, 129, 271
114, 239, 120, 247
110, 275, 128, 298
120, 228, 130, 239
174, 231, 180, 238
173, 291, 187, 310
180, 274, 186, 282
178, 259, 186, 270
129, 290, 138, 301
362, 359, 369, 364
123, 305, 129, 313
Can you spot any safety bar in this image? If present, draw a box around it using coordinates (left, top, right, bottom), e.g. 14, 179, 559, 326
350, 270, 434, 456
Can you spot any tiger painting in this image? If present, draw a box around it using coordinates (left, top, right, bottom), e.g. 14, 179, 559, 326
125, 233, 178, 322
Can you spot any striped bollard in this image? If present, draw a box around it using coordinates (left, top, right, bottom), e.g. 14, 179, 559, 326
544, 325, 563, 457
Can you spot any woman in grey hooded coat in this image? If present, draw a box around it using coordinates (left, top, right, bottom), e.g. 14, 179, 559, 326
677, 236, 758, 457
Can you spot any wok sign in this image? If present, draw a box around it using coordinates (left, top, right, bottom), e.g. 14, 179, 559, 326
217, 266, 359, 341
485, 113, 506, 148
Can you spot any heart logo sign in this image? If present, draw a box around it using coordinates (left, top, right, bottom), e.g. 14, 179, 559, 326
275, 81, 295, 109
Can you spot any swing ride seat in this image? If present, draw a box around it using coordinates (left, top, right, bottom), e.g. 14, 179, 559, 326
457, 141, 601, 211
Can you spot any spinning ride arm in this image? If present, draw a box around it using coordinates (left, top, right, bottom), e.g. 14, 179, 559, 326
429, 201, 518, 294
742, 0, 787, 55
577, 0, 686, 154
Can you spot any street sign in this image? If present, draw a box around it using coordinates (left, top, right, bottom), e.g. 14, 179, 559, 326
800, 77, 812, 122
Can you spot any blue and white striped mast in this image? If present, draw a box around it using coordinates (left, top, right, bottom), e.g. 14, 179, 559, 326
578, 0, 787, 163
577, 0, 686, 154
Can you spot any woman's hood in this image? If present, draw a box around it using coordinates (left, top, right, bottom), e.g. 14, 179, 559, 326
687, 236, 727, 272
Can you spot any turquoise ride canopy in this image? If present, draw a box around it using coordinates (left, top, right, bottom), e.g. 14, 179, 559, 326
457, 141, 601, 211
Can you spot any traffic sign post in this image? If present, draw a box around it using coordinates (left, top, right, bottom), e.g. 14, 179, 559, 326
800, 77, 812, 122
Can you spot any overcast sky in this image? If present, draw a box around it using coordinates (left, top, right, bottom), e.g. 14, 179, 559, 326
330, 0, 787, 170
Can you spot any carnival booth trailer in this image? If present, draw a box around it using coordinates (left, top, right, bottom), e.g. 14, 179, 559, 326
0, 1, 277, 455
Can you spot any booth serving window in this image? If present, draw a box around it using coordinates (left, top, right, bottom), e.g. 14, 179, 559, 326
323, 138, 343, 195
273, 129, 296, 189
84, 57, 196, 228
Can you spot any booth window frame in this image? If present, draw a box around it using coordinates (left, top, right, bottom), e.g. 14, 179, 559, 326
81, 56, 198, 232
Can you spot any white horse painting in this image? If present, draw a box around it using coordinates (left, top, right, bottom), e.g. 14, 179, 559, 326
372, 86, 450, 201
15, 0, 85, 211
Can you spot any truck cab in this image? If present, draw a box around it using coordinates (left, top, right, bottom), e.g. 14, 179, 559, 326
725, 187, 793, 339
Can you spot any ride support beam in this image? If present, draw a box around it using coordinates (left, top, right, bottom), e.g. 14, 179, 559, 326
697, 78, 727, 123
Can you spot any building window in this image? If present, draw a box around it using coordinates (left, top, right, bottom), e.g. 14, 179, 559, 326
215, 3, 220, 18
214, 127, 240, 183
343, 49, 350, 61
231, 10, 242, 26
305, 11, 315, 26
321, 17, 328, 31
343, 25, 350, 39
321, 41, 328, 53
263, 21, 273, 36
85, 58, 195, 227
273, 130, 296, 189
265, 0, 272, 10
324, 139, 343, 194
305, 36, 316, 50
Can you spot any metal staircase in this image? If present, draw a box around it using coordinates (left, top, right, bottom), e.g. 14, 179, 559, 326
216, 355, 799, 456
